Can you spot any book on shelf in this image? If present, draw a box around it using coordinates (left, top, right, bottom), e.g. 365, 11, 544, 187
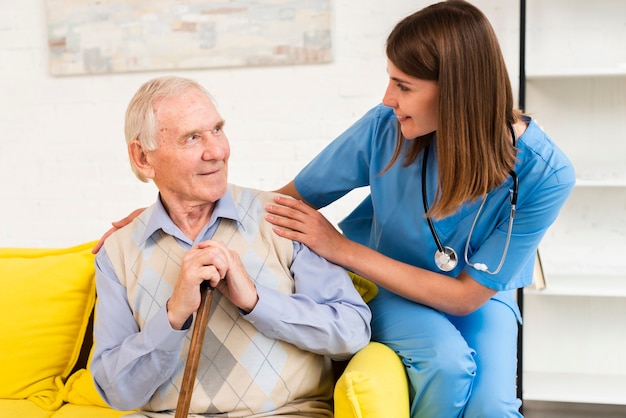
531, 249, 546, 290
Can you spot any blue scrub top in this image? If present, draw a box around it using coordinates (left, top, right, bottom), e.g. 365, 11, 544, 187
295, 104, 575, 318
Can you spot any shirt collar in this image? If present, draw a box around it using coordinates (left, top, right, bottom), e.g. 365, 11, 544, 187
139, 187, 241, 246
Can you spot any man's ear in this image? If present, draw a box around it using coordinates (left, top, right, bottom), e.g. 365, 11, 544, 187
128, 140, 155, 180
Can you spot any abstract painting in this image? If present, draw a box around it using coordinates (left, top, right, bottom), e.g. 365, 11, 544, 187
45, 0, 332, 76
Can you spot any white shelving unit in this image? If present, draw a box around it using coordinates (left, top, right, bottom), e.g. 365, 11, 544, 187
522, 0, 626, 406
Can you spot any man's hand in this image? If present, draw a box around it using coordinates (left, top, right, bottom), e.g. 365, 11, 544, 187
167, 241, 258, 329
203, 241, 259, 314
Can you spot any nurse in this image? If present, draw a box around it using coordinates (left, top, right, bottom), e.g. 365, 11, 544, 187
264, 1, 575, 417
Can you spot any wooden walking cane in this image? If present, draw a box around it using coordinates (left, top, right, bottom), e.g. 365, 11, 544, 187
175, 282, 214, 418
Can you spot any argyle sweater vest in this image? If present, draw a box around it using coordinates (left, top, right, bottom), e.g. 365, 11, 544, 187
104, 184, 333, 417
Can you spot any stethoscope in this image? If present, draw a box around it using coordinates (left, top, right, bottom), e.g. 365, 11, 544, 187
421, 124, 518, 274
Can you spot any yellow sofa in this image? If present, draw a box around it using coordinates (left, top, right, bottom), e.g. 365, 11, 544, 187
0, 241, 409, 418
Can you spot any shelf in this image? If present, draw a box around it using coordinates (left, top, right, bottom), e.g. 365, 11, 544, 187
573, 170, 626, 188
526, 67, 626, 79
525, 0, 626, 83
522, 0, 626, 408
575, 178, 626, 188
525, 275, 626, 297
524, 78, 626, 188
523, 371, 626, 405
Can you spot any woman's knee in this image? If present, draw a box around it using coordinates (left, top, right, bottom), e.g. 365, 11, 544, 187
450, 301, 521, 418
402, 337, 477, 415
384, 315, 477, 384
406, 339, 476, 381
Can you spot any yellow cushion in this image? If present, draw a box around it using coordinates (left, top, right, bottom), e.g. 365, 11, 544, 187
53, 404, 133, 418
0, 241, 97, 411
61, 306, 136, 414
62, 368, 110, 408
334, 342, 410, 418
0, 399, 54, 418
347, 271, 378, 303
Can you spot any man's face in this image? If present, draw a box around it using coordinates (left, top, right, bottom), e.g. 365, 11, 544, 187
145, 88, 230, 208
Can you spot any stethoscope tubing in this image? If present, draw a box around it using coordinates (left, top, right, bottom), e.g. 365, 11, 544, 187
420, 124, 518, 274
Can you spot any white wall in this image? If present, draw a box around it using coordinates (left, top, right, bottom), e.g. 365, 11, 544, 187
0, 0, 520, 248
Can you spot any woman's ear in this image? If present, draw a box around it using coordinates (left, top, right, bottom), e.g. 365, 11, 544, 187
128, 140, 155, 180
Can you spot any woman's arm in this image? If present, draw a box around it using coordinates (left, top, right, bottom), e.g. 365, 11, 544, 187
92, 208, 146, 253
274, 180, 306, 204
265, 194, 496, 316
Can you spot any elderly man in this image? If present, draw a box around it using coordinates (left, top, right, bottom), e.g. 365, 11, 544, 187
91, 76, 371, 417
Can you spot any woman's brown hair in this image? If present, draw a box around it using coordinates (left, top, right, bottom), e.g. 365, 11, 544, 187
385, 0, 518, 219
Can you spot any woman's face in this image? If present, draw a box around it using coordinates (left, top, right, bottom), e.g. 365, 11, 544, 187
382, 59, 439, 140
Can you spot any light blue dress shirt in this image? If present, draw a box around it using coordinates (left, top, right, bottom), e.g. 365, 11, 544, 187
91, 188, 371, 410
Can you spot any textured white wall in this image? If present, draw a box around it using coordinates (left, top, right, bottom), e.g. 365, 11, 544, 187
0, 0, 520, 247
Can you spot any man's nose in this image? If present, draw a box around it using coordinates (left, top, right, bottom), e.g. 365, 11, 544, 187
201, 136, 227, 160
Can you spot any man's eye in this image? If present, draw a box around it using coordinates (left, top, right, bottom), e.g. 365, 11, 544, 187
212, 121, 225, 135
187, 134, 201, 142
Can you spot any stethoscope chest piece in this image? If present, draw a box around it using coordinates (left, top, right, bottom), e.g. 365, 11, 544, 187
421, 122, 518, 274
434, 246, 458, 272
